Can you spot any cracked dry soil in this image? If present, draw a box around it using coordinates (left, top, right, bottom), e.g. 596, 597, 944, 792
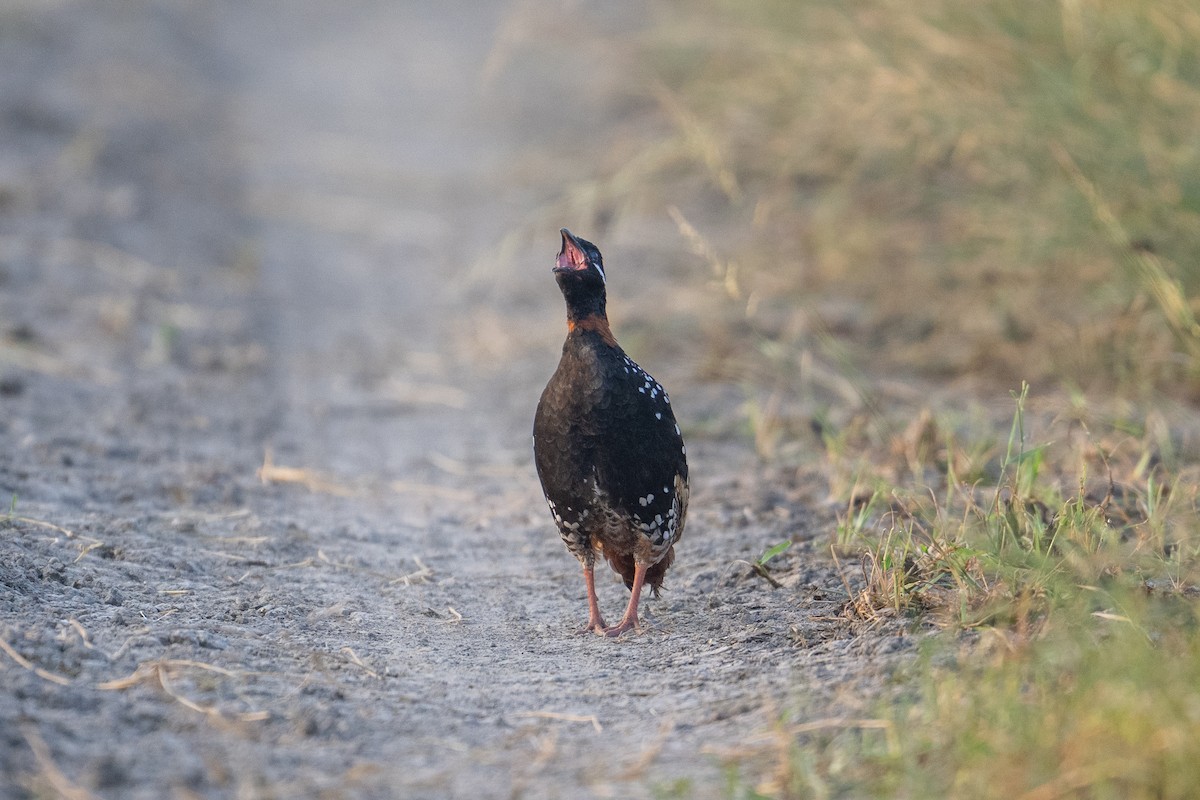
1, 3, 914, 798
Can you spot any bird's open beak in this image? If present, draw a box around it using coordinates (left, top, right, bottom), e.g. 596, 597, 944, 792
555, 228, 587, 272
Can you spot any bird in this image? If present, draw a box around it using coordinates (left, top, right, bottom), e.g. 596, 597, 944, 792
533, 228, 689, 637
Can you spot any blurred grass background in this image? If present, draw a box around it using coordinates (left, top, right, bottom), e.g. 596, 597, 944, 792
592, 2, 1200, 797
591, 0, 1200, 403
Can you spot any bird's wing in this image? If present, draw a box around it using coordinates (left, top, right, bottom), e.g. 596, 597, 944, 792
592, 354, 688, 546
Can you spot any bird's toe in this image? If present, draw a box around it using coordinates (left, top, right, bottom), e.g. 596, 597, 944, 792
601, 619, 639, 638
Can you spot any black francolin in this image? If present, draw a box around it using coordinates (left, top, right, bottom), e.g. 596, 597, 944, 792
533, 229, 689, 637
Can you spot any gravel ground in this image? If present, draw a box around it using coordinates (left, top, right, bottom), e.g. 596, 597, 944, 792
0, 3, 914, 797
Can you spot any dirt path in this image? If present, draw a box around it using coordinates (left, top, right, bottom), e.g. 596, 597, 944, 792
1, 4, 911, 797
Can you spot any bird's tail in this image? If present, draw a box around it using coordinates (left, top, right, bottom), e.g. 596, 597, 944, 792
603, 547, 675, 597
644, 546, 675, 598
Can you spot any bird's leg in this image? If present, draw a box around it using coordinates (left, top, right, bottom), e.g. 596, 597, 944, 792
603, 561, 648, 638
580, 562, 607, 634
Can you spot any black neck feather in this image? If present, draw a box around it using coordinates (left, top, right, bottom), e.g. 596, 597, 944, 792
557, 275, 607, 324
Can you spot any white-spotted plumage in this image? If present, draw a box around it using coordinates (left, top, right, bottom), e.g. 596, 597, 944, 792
533, 228, 689, 637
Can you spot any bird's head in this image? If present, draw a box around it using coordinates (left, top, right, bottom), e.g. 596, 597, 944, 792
555, 228, 605, 285
553, 228, 607, 322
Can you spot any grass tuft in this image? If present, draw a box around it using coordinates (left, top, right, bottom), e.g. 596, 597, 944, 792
731, 384, 1200, 797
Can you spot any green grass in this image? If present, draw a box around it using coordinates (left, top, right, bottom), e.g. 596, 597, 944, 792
708, 386, 1200, 798
754, 600, 1200, 799
594, 2, 1200, 795
837, 384, 1199, 617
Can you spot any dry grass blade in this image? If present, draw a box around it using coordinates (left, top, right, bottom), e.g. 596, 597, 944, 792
97, 659, 239, 691
195, 548, 265, 563
339, 647, 380, 679
97, 660, 267, 722
160, 659, 241, 677
67, 619, 95, 650
0, 635, 73, 686
155, 661, 211, 715
9, 514, 108, 562
19, 725, 101, 800
96, 662, 157, 691
257, 449, 359, 496
390, 556, 434, 586
73, 541, 108, 563
11, 515, 78, 538
734, 558, 784, 589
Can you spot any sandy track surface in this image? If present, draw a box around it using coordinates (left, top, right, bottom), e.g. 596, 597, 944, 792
1, 3, 911, 797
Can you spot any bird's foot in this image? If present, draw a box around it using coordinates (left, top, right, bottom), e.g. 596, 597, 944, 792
578, 613, 608, 635
602, 561, 648, 638
601, 616, 639, 638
